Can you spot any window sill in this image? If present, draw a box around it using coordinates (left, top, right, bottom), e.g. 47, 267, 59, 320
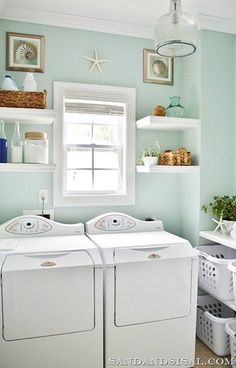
53, 193, 135, 207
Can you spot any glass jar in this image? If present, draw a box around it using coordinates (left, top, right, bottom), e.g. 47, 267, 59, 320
24, 132, 48, 164
166, 96, 186, 118
11, 121, 23, 163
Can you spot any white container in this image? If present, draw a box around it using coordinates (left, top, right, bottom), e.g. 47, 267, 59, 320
23, 72, 37, 92
143, 156, 158, 166
1, 75, 18, 91
225, 320, 236, 368
195, 244, 236, 300
24, 132, 48, 164
197, 294, 235, 356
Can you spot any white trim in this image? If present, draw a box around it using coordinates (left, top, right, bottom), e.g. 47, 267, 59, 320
1, 6, 153, 39
198, 14, 235, 35
0, 0, 6, 16
53, 82, 135, 207
2, 6, 236, 37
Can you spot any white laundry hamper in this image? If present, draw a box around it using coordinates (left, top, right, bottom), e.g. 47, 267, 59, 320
197, 294, 236, 356
228, 262, 236, 307
225, 320, 236, 368
195, 244, 236, 300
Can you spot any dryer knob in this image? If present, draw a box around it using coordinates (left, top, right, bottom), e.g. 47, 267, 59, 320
147, 253, 160, 259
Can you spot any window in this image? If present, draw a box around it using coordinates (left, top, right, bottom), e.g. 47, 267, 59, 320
53, 82, 135, 206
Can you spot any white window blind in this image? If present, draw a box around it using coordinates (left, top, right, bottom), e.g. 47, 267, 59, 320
64, 99, 125, 194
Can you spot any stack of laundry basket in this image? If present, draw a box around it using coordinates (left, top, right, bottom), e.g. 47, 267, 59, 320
196, 243, 236, 360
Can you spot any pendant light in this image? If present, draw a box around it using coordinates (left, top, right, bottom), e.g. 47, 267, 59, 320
154, 0, 198, 58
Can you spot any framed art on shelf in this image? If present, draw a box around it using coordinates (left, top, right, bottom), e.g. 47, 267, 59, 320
143, 48, 173, 85
6, 32, 45, 73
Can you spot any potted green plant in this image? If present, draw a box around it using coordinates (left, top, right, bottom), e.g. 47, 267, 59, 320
202, 195, 236, 234
141, 140, 161, 167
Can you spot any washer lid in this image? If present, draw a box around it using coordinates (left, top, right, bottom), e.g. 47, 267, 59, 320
2, 251, 95, 340
88, 230, 197, 265
114, 242, 195, 264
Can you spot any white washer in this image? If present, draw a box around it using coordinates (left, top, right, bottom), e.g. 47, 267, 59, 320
86, 212, 199, 368
0, 215, 103, 368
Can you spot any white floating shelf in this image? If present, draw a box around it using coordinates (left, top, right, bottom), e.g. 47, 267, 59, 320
0, 108, 56, 124
0, 164, 56, 172
200, 230, 236, 250
136, 165, 199, 174
136, 116, 200, 130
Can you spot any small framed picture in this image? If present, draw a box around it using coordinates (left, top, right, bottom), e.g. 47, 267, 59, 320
6, 32, 45, 73
143, 48, 173, 85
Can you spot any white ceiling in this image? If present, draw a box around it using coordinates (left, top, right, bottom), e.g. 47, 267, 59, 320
1, 0, 236, 38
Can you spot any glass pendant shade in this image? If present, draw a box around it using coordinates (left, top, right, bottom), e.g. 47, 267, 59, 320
154, 0, 198, 58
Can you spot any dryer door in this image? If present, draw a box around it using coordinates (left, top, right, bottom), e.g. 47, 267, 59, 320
114, 245, 193, 326
2, 251, 95, 340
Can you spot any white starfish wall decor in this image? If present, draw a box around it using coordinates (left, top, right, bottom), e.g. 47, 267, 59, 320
83, 49, 108, 74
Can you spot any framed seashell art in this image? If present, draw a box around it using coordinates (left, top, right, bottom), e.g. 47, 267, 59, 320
6, 32, 45, 73
143, 48, 173, 85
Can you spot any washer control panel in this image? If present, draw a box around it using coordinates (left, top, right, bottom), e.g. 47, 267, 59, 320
95, 215, 136, 231
5, 217, 52, 235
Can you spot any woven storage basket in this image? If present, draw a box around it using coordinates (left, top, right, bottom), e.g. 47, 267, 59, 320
159, 147, 192, 166
0, 90, 47, 109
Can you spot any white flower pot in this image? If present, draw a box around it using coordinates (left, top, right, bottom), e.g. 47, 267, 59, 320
222, 220, 235, 235
143, 156, 158, 166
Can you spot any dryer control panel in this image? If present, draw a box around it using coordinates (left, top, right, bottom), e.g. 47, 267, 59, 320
86, 213, 164, 234
0, 215, 84, 238
95, 214, 136, 231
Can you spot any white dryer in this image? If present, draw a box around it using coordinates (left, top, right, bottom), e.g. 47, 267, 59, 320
0, 215, 103, 368
86, 212, 199, 368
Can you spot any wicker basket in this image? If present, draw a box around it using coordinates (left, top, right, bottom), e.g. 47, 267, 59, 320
160, 147, 192, 166
0, 90, 47, 109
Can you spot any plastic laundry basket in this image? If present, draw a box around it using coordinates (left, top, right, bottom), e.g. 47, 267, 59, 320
225, 320, 236, 368
197, 294, 236, 356
228, 262, 236, 307
196, 244, 236, 300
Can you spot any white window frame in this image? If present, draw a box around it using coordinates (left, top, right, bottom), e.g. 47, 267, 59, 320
53, 82, 136, 207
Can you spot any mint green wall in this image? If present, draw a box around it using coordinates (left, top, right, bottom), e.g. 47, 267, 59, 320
200, 30, 234, 231
0, 20, 234, 244
0, 19, 185, 233
234, 37, 236, 193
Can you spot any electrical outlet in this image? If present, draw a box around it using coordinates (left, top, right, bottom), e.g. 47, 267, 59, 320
39, 189, 48, 204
